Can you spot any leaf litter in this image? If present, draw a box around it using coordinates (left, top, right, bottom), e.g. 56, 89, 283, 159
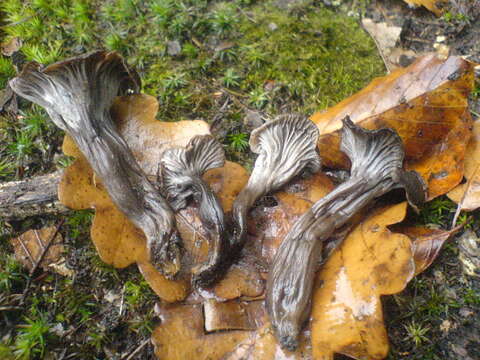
32, 54, 479, 359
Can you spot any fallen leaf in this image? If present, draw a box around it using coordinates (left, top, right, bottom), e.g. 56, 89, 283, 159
152, 302, 312, 360
152, 304, 250, 360
1, 37, 22, 56
458, 230, 480, 277
58, 94, 253, 302
402, 0, 447, 16
213, 262, 265, 300
361, 18, 403, 72
397, 225, 461, 275
448, 121, 480, 212
10, 226, 63, 272
203, 299, 264, 331
311, 202, 413, 360
311, 55, 476, 199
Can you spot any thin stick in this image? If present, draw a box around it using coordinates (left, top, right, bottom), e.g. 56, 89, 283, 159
122, 339, 151, 360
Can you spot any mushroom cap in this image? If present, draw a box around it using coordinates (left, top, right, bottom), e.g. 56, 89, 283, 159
341, 116, 427, 209
249, 113, 321, 184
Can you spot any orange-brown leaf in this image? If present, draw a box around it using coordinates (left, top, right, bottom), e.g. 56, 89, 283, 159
152, 304, 250, 360
400, 225, 461, 275
448, 120, 480, 211
311, 55, 475, 199
311, 202, 413, 360
402, 0, 447, 16
10, 227, 63, 272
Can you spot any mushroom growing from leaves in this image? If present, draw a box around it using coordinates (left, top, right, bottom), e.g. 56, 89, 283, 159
9, 51, 182, 277
231, 114, 321, 254
160, 135, 228, 287
266, 117, 427, 351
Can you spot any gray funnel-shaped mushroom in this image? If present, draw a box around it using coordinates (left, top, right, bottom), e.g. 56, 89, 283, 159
231, 114, 321, 254
266, 117, 427, 351
9, 51, 181, 277
160, 135, 228, 287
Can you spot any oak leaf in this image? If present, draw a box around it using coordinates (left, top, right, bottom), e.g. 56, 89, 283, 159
397, 225, 461, 275
10, 226, 63, 273
311, 55, 476, 200
401, 0, 447, 16
448, 121, 480, 214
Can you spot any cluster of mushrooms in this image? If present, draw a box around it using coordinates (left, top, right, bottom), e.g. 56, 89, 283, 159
9, 51, 427, 351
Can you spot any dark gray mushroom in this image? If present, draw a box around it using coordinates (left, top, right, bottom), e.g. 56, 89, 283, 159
9, 51, 181, 277
231, 114, 321, 254
160, 135, 228, 287
266, 117, 427, 351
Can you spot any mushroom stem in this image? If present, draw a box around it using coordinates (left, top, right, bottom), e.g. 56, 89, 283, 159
9, 51, 181, 277
160, 135, 227, 287
266, 117, 427, 351
231, 114, 321, 254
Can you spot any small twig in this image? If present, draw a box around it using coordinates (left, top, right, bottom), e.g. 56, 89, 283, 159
0, 16, 33, 29
236, 6, 257, 24
0, 306, 23, 311
119, 284, 125, 316
20, 219, 65, 304
122, 338, 151, 360
17, 235, 36, 268
403, 36, 432, 44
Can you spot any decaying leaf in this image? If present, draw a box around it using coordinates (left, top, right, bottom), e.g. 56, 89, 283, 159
10, 226, 63, 272
397, 225, 461, 275
311, 55, 476, 199
204, 299, 264, 331
402, 0, 447, 16
152, 304, 250, 359
311, 202, 413, 360
1, 37, 22, 57
458, 230, 480, 277
448, 121, 480, 213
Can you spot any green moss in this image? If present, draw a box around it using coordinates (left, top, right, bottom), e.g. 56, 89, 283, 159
0, 57, 15, 89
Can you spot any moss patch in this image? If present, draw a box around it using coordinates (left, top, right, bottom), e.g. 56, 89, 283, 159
0, 0, 384, 180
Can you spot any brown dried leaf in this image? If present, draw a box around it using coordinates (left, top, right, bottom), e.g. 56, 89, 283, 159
10, 227, 63, 272
152, 302, 312, 360
1, 37, 22, 56
311, 55, 476, 199
398, 225, 461, 275
311, 202, 413, 360
152, 304, 250, 360
448, 121, 480, 211
58, 94, 253, 302
213, 262, 265, 300
402, 0, 447, 16
204, 299, 264, 331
